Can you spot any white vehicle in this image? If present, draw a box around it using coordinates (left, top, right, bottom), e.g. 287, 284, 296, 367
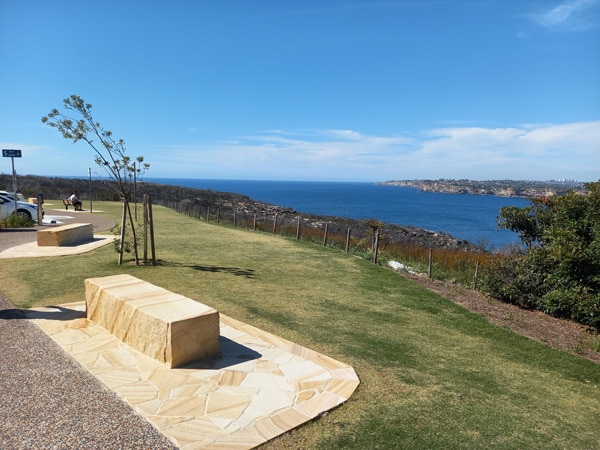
0, 190, 26, 202
0, 192, 43, 222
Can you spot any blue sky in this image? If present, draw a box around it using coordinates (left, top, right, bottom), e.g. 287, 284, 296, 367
1, 0, 598, 182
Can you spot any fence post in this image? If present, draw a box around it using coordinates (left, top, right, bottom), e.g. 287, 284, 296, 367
373, 229, 380, 264
206, 207, 210, 221
217, 208, 221, 224
233, 211, 237, 227
345, 228, 351, 253
473, 261, 480, 290
253, 214, 257, 230
323, 222, 329, 246
428, 248, 433, 279
296, 216, 301, 239
272, 213, 277, 233
143, 194, 148, 263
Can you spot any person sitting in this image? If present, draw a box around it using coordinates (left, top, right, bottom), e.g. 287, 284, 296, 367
68, 191, 83, 211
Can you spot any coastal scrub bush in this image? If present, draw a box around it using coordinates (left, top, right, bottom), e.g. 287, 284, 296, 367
482, 180, 600, 329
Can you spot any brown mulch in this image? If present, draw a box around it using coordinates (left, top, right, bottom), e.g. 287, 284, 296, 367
401, 272, 600, 364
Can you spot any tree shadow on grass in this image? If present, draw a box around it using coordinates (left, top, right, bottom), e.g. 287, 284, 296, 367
159, 261, 256, 279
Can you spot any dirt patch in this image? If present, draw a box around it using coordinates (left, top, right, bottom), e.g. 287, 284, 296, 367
400, 272, 600, 364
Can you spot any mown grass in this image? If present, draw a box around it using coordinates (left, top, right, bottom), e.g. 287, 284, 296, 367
1, 201, 599, 449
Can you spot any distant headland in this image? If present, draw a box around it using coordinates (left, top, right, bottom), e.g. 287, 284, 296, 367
376, 179, 586, 198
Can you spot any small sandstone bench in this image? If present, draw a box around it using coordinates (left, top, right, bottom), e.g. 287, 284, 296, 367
37, 223, 94, 247
85, 274, 220, 368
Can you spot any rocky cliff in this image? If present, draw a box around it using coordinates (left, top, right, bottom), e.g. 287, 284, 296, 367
378, 179, 585, 198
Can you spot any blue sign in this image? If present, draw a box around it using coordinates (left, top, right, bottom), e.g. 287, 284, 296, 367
2, 149, 22, 157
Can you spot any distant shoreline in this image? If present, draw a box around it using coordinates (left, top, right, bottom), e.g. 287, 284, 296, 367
1, 174, 482, 252
377, 179, 586, 198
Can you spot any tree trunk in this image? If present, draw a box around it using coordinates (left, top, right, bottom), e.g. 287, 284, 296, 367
148, 194, 156, 266
124, 199, 139, 265
118, 200, 126, 265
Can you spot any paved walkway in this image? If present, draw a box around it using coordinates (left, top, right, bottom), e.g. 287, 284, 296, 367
0, 206, 360, 448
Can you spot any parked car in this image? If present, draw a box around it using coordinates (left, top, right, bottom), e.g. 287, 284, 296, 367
0, 190, 26, 202
0, 193, 43, 222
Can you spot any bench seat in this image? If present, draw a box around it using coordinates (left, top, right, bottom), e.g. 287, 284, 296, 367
85, 274, 220, 368
37, 223, 94, 246
63, 198, 82, 211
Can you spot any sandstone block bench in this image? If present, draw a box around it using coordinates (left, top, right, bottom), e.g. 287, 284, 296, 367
85, 274, 220, 368
37, 223, 94, 247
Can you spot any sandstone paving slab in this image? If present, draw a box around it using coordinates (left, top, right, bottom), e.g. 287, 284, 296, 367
25, 302, 360, 449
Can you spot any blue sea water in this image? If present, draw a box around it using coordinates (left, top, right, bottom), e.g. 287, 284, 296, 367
146, 178, 530, 249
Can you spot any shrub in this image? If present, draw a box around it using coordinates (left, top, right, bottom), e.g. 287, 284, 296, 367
2, 214, 35, 228
540, 288, 600, 329
489, 181, 600, 329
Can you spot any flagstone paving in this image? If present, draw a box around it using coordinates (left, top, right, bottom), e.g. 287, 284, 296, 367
26, 302, 360, 449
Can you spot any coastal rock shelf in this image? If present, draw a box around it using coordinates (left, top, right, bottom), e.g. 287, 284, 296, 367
85, 274, 220, 368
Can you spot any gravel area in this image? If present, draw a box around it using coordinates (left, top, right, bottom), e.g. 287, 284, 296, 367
0, 209, 177, 449
0, 296, 177, 449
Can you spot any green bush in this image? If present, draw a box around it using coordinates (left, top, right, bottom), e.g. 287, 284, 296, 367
1, 214, 35, 228
540, 288, 600, 329
483, 181, 600, 329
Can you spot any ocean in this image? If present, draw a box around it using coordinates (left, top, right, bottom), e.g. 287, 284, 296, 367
146, 178, 530, 249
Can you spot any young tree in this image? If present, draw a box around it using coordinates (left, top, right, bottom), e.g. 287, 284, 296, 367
42, 95, 150, 265
497, 196, 552, 249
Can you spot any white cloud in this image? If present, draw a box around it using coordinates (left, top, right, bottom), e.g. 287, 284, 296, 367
407, 122, 600, 180
532, 0, 599, 30
9, 122, 599, 183
143, 122, 600, 182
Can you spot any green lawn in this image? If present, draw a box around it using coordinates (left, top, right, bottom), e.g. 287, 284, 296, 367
1, 202, 599, 449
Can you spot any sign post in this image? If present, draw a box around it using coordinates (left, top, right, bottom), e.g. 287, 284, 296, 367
2, 149, 22, 215
88, 167, 93, 213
